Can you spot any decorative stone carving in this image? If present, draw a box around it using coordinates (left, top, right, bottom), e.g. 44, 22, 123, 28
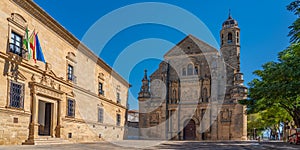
31, 74, 36, 82
35, 85, 62, 100
6, 65, 27, 81
40, 76, 46, 85
97, 102, 104, 107
45, 63, 52, 73
50, 79, 55, 88
221, 109, 232, 122
8, 13, 27, 29
150, 113, 159, 123
66, 91, 76, 98
98, 73, 105, 81
66, 52, 77, 63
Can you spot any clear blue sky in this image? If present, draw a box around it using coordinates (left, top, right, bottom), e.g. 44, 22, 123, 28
34, 0, 296, 110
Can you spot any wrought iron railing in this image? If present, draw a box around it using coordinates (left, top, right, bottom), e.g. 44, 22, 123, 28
68, 75, 77, 84
99, 90, 105, 96
9, 43, 27, 58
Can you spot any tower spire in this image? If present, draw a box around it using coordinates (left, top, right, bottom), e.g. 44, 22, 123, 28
139, 69, 150, 98
228, 9, 232, 19
143, 69, 148, 80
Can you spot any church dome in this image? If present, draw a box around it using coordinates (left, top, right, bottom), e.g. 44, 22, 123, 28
222, 15, 238, 28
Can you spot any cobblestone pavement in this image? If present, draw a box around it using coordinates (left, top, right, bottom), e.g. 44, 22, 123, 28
0, 140, 299, 150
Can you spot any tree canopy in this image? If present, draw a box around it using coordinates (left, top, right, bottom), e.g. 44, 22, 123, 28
288, 0, 300, 43
240, 1, 300, 128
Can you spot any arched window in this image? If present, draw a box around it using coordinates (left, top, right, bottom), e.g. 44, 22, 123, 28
187, 64, 193, 75
182, 68, 186, 76
228, 33, 233, 43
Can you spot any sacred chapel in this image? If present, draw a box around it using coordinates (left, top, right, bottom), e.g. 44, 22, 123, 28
138, 14, 248, 141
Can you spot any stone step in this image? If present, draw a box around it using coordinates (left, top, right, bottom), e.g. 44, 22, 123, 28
22, 137, 71, 145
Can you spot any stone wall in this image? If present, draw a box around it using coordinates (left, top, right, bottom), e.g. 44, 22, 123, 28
0, 0, 129, 145
0, 111, 30, 145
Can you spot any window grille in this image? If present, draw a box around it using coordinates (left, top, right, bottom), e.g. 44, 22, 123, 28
9, 81, 24, 108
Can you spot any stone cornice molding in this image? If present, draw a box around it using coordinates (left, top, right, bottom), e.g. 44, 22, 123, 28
10, 0, 79, 47
29, 82, 64, 100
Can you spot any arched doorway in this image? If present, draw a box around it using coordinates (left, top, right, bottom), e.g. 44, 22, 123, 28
183, 119, 196, 140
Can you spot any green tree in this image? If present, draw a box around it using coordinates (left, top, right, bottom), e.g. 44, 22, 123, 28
241, 0, 300, 127
287, 0, 300, 43
242, 45, 300, 126
247, 106, 292, 139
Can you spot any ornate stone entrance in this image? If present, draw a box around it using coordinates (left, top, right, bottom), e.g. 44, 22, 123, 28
183, 119, 196, 140
24, 79, 64, 144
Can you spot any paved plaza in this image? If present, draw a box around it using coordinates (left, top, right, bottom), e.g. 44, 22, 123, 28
0, 141, 299, 150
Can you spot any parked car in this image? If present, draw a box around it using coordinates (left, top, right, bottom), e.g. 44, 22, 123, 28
288, 128, 300, 144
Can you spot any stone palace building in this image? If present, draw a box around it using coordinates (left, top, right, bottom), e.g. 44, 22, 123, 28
0, 0, 130, 145
138, 15, 248, 140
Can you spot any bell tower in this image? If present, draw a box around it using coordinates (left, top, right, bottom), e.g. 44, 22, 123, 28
220, 12, 248, 140
220, 12, 241, 87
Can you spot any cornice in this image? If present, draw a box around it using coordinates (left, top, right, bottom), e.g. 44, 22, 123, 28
11, 0, 80, 47
10, 0, 130, 87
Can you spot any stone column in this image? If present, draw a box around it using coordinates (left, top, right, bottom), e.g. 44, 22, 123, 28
55, 100, 62, 138
52, 102, 57, 138
29, 89, 39, 140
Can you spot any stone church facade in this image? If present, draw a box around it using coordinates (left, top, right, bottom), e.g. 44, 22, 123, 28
138, 15, 248, 140
0, 0, 130, 145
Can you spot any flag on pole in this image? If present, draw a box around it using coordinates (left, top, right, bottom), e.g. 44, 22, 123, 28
23, 27, 31, 59
28, 30, 46, 63
29, 30, 36, 62
35, 34, 46, 63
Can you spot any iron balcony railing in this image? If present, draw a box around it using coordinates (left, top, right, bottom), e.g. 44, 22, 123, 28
9, 43, 27, 58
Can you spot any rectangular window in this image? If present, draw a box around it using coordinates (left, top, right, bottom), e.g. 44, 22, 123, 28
9, 81, 24, 108
67, 64, 74, 81
99, 82, 104, 95
98, 108, 104, 123
67, 99, 75, 117
9, 32, 23, 56
116, 114, 121, 126
116, 92, 120, 103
